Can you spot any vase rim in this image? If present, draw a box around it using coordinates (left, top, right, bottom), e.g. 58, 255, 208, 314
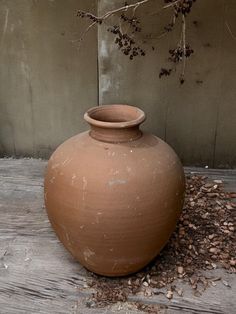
84, 104, 146, 129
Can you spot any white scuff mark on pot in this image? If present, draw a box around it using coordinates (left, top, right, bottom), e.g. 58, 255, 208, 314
130, 150, 133, 153
62, 157, 72, 166
83, 177, 87, 187
136, 196, 140, 201
65, 232, 73, 249
109, 248, 114, 252
97, 212, 102, 215
50, 177, 55, 184
83, 248, 95, 261
65, 232, 69, 241
112, 262, 118, 271
108, 179, 126, 187
152, 169, 158, 182
82, 177, 88, 200
51, 162, 60, 169
126, 166, 131, 173
80, 225, 84, 229
71, 174, 76, 185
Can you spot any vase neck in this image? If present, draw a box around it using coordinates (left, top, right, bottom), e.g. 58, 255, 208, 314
89, 125, 142, 143
84, 105, 146, 144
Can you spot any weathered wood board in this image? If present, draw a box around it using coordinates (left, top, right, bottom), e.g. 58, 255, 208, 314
0, 159, 235, 313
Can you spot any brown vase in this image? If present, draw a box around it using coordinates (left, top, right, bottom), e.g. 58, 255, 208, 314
44, 104, 185, 276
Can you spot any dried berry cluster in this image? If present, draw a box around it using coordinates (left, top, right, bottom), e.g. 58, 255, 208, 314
120, 13, 142, 33
159, 68, 172, 78
108, 25, 145, 60
159, 45, 194, 81
164, 20, 176, 33
85, 175, 236, 307
169, 44, 194, 63
77, 10, 102, 24
165, 0, 197, 16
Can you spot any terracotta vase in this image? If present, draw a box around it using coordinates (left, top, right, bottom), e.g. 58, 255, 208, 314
44, 104, 185, 276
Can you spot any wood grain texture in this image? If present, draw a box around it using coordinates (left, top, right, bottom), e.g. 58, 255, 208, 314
0, 159, 235, 313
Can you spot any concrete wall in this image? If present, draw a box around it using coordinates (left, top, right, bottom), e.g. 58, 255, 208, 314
98, 0, 236, 168
0, 0, 236, 167
0, 0, 97, 158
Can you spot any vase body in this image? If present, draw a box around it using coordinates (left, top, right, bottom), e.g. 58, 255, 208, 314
44, 105, 185, 276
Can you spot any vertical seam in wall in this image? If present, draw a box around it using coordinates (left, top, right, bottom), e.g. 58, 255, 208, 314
97, 39, 100, 106
97, 0, 100, 106
212, 0, 226, 168
164, 105, 169, 142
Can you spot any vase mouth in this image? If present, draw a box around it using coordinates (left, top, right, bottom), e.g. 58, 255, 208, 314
84, 104, 146, 129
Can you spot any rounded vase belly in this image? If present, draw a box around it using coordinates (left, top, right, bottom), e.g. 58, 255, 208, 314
44, 105, 185, 276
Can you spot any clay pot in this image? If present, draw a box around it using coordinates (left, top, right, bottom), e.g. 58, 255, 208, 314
44, 104, 185, 276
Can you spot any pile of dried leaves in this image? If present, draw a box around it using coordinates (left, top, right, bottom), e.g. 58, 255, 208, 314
86, 174, 236, 308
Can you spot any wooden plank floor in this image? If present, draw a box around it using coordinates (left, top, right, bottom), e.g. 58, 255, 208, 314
0, 159, 235, 314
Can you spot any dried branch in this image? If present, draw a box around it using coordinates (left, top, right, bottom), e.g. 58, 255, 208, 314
77, 0, 197, 82
77, 0, 181, 43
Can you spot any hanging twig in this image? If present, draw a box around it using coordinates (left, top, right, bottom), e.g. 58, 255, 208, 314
77, 0, 196, 82
77, 0, 181, 43
180, 13, 186, 84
